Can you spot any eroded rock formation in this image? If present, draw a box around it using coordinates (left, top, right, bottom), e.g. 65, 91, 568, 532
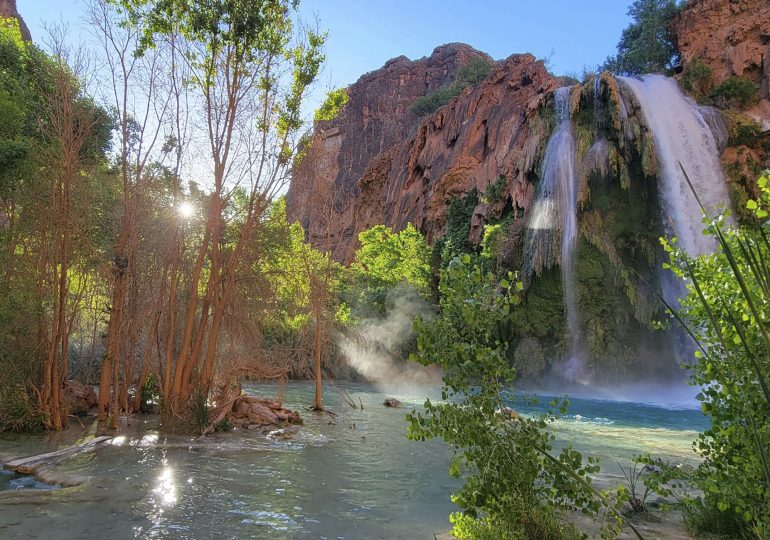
287, 44, 555, 262
675, 0, 770, 96
0, 0, 31, 41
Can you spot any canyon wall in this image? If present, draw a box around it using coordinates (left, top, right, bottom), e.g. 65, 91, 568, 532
287, 44, 555, 263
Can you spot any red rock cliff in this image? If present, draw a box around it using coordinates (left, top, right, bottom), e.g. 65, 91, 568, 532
675, 0, 770, 96
287, 44, 555, 262
0, 0, 31, 41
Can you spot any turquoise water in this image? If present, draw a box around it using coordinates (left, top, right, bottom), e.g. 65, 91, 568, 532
0, 382, 706, 539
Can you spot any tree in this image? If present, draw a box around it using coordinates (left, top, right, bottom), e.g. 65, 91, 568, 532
0, 18, 113, 431
89, 0, 172, 426
116, 0, 326, 427
651, 171, 770, 537
349, 224, 431, 316
602, 0, 680, 75
407, 254, 640, 539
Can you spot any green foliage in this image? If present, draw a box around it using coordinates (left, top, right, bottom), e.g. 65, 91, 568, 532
680, 59, 713, 101
314, 87, 348, 122
656, 171, 770, 537
410, 84, 463, 116
410, 57, 492, 116
140, 374, 161, 413
445, 189, 478, 254
602, 0, 680, 75
481, 175, 506, 204
407, 254, 632, 539
348, 223, 431, 316
726, 114, 762, 147
456, 56, 492, 87
711, 77, 759, 110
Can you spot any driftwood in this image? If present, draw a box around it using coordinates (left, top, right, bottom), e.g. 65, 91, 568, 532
3, 436, 112, 474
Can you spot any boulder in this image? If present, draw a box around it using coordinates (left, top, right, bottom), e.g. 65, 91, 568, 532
227, 396, 302, 428
63, 380, 97, 415
383, 398, 403, 408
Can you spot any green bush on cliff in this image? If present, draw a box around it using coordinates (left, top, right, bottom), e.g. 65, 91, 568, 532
681, 59, 713, 101
314, 87, 348, 122
410, 84, 463, 116
602, 0, 680, 75
410, 57, 492, 116
445, 189, 478, 254
711, 77, 759, 110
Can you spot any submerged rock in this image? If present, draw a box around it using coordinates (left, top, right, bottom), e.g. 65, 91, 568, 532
227, 396, 302, 428
383, 398, 403, 408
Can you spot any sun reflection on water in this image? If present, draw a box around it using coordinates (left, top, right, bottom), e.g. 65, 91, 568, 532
154, 464, 177, 507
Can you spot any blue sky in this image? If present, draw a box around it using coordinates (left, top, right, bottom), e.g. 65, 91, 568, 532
20, 0, 634, 110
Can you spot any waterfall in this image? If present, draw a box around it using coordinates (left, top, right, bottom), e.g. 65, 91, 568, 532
619, 74, 732, 257
524, 86, 583, 381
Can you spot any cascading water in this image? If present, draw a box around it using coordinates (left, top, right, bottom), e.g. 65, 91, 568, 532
524, 86, 583, 381
619, 74, 732, 257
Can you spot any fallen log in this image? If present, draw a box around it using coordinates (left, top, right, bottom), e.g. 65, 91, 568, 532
3, 436, 112, 475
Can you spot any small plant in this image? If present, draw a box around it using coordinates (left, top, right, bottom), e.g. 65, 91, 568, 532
410, 84, 463, 116
618, 460, 653, 514
456, 56, 492, 87
681, 59, 712, 101
711, 76, 758, 109
481, 175, 506, 204
411, 57, 492, 116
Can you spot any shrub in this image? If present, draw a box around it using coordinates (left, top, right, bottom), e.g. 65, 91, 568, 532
410, 84, 463, 116
681, 59, 713, 101
410, 57, 492, 116
655, 171, 770, 537
445, 189, 478, 253
407, 254, 638, 539
314, 87, 348, 122
456, 56, 492, 87
711, 77, 759, 109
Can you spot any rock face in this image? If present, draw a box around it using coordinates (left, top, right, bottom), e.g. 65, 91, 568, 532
287, 44, 555, 262
675, 0, 770, 96
0, 0, 31, 41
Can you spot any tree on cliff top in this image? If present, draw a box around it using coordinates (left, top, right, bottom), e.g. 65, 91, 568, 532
602, 0, 680, 75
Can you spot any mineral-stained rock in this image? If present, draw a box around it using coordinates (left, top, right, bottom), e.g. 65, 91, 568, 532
228, 396, 302, 428
287, 43, 555, 263
0, 0, 31, 41
674, 0, 770, 92
63, 380, 97, 415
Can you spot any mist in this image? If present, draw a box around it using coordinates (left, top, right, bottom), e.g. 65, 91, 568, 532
337, 285, 443, 398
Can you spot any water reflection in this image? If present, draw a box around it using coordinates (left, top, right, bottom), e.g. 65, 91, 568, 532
153, 463, 177, 507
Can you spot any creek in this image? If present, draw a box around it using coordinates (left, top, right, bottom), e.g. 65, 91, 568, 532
0, 381, 705, 539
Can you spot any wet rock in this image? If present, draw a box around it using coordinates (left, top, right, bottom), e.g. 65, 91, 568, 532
62, 380, 97, 416
227, 396, 303, 428
383, 398, 403, 408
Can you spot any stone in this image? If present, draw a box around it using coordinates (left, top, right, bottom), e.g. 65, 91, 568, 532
62, 380, 97, 415
227, 396, 303, 428
383, 398, 403, 408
